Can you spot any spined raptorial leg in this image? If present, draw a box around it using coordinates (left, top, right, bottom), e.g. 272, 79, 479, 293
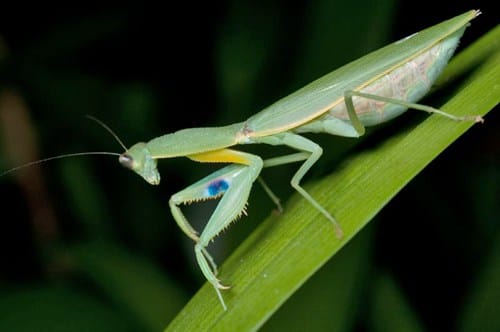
170, 151, 263, 310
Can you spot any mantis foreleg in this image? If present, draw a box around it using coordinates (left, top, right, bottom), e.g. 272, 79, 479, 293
170, 150, 263, 310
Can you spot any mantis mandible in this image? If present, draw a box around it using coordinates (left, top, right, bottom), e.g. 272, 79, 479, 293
2, 10, 484, 310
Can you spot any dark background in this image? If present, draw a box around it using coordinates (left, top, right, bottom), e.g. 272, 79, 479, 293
0, 1, 498, 331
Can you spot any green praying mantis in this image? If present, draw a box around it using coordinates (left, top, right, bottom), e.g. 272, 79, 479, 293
2, 10, 485, 311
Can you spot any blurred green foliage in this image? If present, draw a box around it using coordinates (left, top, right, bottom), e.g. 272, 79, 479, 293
0, 1, 498, 331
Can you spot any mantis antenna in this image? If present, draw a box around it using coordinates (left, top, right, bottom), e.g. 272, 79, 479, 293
0, 152, 121, 177
1, 115, 126, 177
85, 115, 127, 151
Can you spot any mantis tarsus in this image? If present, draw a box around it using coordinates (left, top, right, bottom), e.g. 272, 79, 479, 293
3, 10, 485, 311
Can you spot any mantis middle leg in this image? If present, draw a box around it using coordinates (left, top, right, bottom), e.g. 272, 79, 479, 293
254, 133, 345, 238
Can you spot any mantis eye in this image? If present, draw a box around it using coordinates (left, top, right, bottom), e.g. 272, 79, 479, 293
119, 154, 134, 170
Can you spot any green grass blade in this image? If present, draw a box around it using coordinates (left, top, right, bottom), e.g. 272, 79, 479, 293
262, 225, 375, 331
166, 36, 499, 331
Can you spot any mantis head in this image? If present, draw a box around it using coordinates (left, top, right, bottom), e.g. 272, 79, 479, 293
119, 142, 160, 185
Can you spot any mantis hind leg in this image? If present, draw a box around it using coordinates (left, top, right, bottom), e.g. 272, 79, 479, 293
344, 90, 484, 123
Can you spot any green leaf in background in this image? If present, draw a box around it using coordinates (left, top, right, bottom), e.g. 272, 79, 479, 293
72, 241, 188, 332
459, 230, 500, 332
370, 275, 426, 332
0, 285, 141, 332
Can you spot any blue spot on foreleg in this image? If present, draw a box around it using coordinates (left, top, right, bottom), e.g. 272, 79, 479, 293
206, 178, 230, 197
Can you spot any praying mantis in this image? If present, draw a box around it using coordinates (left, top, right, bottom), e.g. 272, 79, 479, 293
117, 10, 483, 310
2, 10, 485, 311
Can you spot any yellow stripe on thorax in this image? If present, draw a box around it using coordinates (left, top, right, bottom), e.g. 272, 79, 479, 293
188, 149, 251, 165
